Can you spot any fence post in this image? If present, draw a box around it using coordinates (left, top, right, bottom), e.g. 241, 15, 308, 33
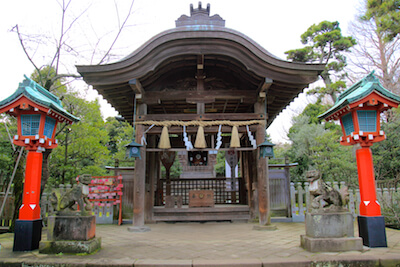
340, 181, 346, 190
59, 184, 65, 194
333, 181, 339, 191
355, 189, 360, 216
40, 193, 49, 226
382, 188, 390, 205
290, 182, 296, 220
292, 182, 305, 222
304, 182, 310, 213
348, 189, 356, 219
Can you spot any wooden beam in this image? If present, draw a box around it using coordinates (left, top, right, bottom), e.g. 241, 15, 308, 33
129, 79, 145, 95
141, 125, 258, 135
143, 90, 257, 105
137, 113, 265, 121
258, 77, 273, 93
146, 147, 256, 152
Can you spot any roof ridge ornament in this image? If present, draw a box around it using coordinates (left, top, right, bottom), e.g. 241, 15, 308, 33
175, 2, 225, 27
190, 2, 210, 16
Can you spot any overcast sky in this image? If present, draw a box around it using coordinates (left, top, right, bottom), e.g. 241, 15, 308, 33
0, 0, 361, 143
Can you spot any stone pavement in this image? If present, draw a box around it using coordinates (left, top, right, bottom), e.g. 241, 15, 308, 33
1, 221, 400, 266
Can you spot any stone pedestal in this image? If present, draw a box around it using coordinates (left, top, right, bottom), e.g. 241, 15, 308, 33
39, 215, 101, 254
301, 212, 363, 252
358, 215, 387, 247
13, 219, 42, 251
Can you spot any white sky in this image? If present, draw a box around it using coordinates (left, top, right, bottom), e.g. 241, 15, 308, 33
0, 0, 361, 143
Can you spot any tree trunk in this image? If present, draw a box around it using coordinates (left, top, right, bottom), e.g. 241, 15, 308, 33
320, 71, 337, 103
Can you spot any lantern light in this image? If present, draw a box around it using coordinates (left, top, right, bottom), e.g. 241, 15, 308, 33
258, 140, 275, 158
125, 140, 143, 159
125, 93, 143, 158
319, 71, 400, 248
0, 75, 79, 251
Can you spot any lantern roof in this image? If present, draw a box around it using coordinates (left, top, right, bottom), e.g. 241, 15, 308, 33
0, 75, 80, 123
319, 71, 400, 121
257, 139, 275, 147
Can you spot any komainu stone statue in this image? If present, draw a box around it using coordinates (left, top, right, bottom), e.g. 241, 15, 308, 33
307, 170, 349, 212
50, 174, 92, 215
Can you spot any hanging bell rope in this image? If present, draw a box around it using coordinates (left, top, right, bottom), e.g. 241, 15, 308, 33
158, 126, 171, 149
230, 126, 240, 148
194, 126, 207, 148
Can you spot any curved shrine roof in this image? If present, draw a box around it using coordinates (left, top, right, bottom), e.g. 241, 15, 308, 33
76, 3, 325, 126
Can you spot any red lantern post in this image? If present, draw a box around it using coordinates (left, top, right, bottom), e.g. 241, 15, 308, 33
319, 72, 400, 247
0, 76, 79, 251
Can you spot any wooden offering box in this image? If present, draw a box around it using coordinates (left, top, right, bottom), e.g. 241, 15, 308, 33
189, 190, 214, 208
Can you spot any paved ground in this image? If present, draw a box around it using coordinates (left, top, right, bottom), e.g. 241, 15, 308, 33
1, 221, 400, 266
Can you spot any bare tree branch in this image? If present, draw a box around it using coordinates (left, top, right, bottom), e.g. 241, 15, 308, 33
11, 25, 41, 80
348, 17, 400, 94
98, 0, 135, 65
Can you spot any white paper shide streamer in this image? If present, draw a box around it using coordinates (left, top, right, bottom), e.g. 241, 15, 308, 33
246, 125, 257, 149
183, 125, 193, 150
215, 125, 222, 149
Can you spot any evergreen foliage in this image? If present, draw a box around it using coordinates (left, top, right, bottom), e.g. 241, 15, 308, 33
285, 21, 356, 103
371, 107, 400, 182
363, 0, 400, 42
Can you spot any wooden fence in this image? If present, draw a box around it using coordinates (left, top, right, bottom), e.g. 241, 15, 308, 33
159, 177, 243, 205
2, 181, 399, 226
0, 193, 14, 229
290, 181, 400, 222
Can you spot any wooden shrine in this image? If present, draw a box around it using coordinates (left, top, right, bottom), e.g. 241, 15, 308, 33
77, 3, 324, 227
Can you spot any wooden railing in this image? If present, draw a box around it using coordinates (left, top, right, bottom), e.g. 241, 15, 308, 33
158, 177, 244, 205
2, 180, 399, 226
0, 193, 14, 228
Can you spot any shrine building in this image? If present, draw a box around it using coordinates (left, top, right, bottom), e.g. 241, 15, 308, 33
77, 3, 324, 228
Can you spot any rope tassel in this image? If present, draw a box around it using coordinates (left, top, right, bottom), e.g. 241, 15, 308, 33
194, 126, 207, 148
230, 126, 240, 148
158, 126, 171, 149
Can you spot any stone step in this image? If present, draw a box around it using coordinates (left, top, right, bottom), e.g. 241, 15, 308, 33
153, 205, 250, 222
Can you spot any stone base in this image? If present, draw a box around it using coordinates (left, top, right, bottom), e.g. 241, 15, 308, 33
13, 219, 42, 251
301, 212, 363, 252
253, 224, 277, 231
127, 225, 151, 232
301, 235, 363, 252
358, 215, 387, 247
305, 212, 354, 238
39, 237, 101, 254
47, 215, 96, 241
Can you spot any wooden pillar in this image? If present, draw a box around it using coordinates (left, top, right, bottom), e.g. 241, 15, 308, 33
242, 151, 252, 208
238, 152, 246, 204
128, 103, 150, 232
145, 135, 156, 223
251, 150, 259, 219
255, 100, 271, 226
